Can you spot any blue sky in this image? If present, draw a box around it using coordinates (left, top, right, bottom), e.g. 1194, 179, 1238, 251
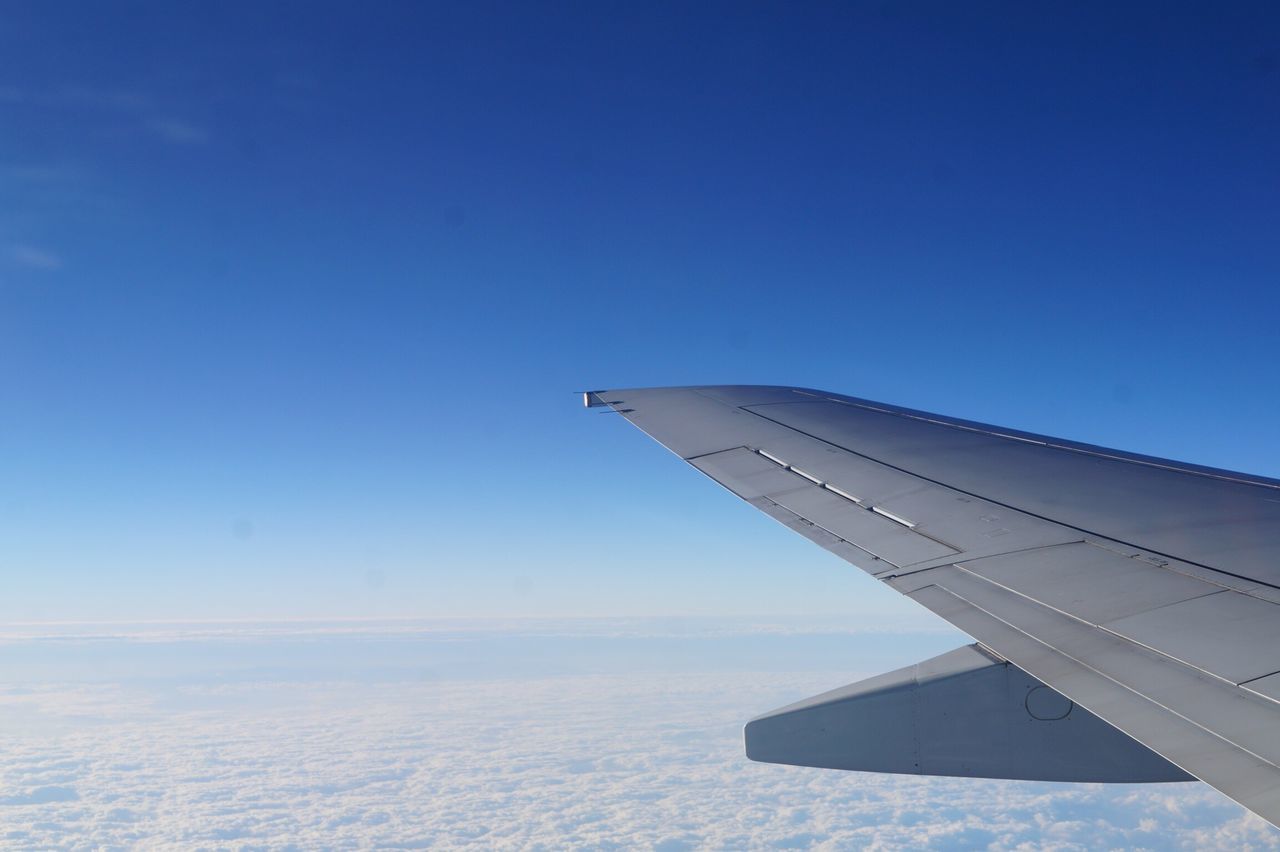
2, 2, 1278, 620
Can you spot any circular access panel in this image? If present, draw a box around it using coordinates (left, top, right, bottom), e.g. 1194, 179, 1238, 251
1025, 685, 1073, 720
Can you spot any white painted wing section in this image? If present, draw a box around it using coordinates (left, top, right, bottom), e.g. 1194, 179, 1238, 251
589, 385, 1280, 827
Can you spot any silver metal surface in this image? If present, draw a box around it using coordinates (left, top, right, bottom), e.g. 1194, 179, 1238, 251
910, 566, 1280, 772
1104, 591, 1280, 685
906, 583, 1280, 821
689, 447, 809, 501
1243, 673, 1280, 704
742, 395, 1280, 589
958, 542, 1224, 625
746, 644, 1189, 782
589, 384, 1280, 827
769, 485, 956, 567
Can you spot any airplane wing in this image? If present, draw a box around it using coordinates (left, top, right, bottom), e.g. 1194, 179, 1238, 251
586, 385, 1280, 827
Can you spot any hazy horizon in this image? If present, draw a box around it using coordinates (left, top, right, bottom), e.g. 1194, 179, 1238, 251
3, 617, 1274, 849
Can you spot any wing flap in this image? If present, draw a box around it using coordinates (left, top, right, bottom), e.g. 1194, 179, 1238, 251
769, 486, 957, 567
750, 497, 889, 573
1104, 591, 1280, 686
907, 582, 1280, 820
955, 542, 1223, 625
689, 447, 811, 501
746, 643, 1192, 782
899, 564, 1280, 819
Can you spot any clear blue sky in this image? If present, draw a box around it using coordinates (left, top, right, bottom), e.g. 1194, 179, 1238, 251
2, 2, 1277, 620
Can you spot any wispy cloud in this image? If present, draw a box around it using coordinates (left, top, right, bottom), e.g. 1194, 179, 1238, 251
0, 84, 208, 145
0, 84, 149, 112
56, 85, 152, 112
0, 163, 77, 184
147, 118, 209, 145
7, 244, 63, 270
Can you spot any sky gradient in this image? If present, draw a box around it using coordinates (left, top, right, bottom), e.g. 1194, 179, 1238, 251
2, 2, 1278, 621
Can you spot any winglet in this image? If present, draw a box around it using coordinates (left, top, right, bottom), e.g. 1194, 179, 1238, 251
582, 390, 609, 408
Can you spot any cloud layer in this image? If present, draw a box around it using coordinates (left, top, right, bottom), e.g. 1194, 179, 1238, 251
0, 622, 1275, 849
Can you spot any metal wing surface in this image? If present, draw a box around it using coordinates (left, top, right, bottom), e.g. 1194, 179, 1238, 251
586, 385, 1280, 826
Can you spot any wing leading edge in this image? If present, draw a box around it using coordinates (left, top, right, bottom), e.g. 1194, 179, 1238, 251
587, 385, 1280, 827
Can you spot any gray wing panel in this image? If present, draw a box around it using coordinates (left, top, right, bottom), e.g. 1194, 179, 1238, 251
689, 447, 811, 500
768, 487, 957, 567
1104, 592, 1280, 685
591, 385, 1280, 826
740, 395, 1280, 589
956, 543, 1222, 625
905, 582, 1280, 822
745, 643, 1192, 782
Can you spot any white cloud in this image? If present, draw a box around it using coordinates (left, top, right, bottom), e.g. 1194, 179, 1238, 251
0, 163, 76, 184
0, 85, 149, 112
0, 622, 1274, 849
147, 118, 209, 145
7, 244, 62, 270
0, 84, 207, 145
